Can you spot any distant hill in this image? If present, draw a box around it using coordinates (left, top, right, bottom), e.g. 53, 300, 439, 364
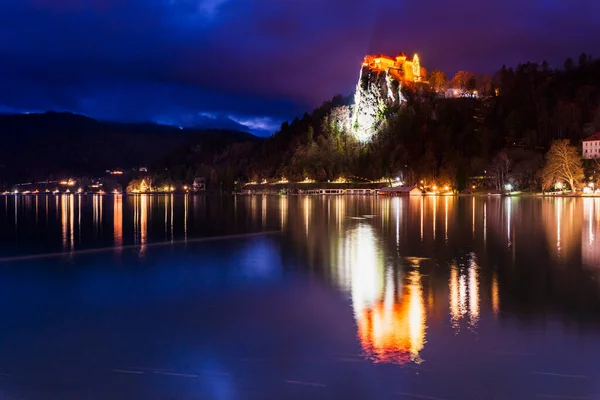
0, 112, 259, 183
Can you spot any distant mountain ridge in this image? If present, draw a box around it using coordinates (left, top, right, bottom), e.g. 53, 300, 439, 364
0, 112, 259, 183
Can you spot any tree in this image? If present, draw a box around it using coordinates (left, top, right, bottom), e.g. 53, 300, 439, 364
429, 69, 447, 92
563, 57, 574, 71
539, 139, 584, 191
490, 151, 510, 191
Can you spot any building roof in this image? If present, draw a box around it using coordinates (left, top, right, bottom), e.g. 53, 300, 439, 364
583, 132, 600, 141
396, 52, 407, 58
374, 54, 395, 61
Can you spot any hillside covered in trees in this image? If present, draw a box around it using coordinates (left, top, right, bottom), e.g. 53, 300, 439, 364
244, 54, 600, 191
2, 54, 600, 194
0, 112, 258, 185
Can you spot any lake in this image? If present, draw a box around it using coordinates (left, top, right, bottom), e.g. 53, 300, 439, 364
0, 194, 600, 400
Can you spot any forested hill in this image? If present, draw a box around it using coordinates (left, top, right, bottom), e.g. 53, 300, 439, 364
0, 112, 258, 183
244, 55, 600, 190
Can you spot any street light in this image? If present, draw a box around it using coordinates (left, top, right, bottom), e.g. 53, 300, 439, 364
504, 183, 513, 191
555, 182, 563, 190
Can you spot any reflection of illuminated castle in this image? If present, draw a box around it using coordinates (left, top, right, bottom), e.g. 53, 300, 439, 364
357, 269, 426, 364
337, 223, 427, 364
362, 53, 425, 83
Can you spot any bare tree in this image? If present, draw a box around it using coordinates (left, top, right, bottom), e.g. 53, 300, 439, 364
539, 139, 584, 191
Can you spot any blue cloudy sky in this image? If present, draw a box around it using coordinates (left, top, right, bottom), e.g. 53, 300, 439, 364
0, 0, 599, 135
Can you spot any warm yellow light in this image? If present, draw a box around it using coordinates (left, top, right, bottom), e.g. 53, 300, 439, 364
444, 185, 450, 191
169, 186, 175, 192
472, 185, 476, 189
183, 185, 189, 190
432, 185, 437, 190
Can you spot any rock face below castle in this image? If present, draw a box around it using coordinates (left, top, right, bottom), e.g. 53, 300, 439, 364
351, 53, 425, 142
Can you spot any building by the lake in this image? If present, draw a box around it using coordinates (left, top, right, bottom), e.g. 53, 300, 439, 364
582, 132, 600, 159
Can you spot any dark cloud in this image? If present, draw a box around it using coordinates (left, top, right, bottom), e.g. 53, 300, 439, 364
0, 0, 599, 136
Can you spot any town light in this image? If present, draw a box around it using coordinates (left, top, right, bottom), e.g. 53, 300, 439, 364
444, 185, 450, 191
432, 185, 437, 191
555, 182, 563, 190
589, 182, 595, 188
395, 177, 400, 182
183, 185, 189, 190
504, 183, 513, 191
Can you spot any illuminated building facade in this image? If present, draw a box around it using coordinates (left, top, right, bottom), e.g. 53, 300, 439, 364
361, 53, 425, 83
583, 132, 600, 159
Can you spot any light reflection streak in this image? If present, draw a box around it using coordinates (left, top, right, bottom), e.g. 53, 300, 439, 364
114, 195, 123, 248
304, 196, 310, 237
444, 196, 448, 243
506, 198, 512, 246
93, 195, 100, 232
61, 195, 68, 249
262, 195, 266, 227
251, 196, 258, 225
420, 196, 424, 242
556, 198, 562, 256
170, 194, 174, 240
468, 256, 479, 329
164, 195, 168, 237
280, 196, 288, 230
449, 265, 460, 330
472, 196, 475, 235
394, 197, 400, 246
582, 198, 600, 267
69, 195, 74, 250
184, 194, 188, 240
78, 195, 81, 241
432, 195, 437, 240
140, 194, 148, 255
449, 254, 481, 333
491, 272, 500, 316
483, 202, 487, 244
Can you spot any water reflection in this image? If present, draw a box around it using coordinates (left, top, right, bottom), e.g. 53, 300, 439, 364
583, 198, 600, 267
449, 254, 482, 332
336, 222, 426, 364
3, 194, 600, 371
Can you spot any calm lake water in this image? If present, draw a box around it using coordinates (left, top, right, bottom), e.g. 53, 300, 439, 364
0, 194, 600, 400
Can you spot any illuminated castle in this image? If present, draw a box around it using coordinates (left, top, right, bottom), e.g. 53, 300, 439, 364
361, 53, 425, 82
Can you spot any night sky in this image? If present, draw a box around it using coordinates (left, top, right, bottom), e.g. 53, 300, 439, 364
1, 0, 599, 136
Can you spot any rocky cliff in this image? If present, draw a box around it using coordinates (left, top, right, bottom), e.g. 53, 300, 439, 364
351, 66, 406, 141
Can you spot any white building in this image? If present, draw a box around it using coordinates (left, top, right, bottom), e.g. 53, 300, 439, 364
583, 132, 600, 159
